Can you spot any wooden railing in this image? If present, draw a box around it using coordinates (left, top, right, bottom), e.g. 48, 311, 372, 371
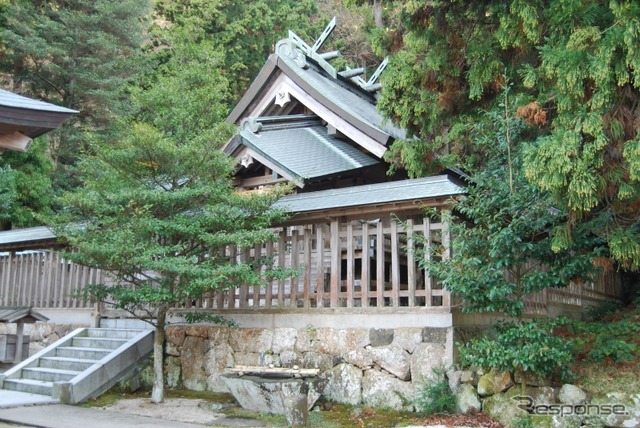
0, 213, 623, 316
182, 215, 451, 311
0, 250, 101, 309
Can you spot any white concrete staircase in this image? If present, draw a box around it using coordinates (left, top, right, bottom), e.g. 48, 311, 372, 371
0, 328, 153, 404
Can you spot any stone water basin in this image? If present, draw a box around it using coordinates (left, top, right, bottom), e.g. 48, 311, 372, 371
220, 372, 326, 415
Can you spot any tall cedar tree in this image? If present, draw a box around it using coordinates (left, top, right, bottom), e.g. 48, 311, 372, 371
51, 35, 290, 403
377, 0, 640, 272
420, 86, 605, 316
1, 0, 151, 193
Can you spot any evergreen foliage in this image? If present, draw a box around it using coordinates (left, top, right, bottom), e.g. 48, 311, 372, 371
420, 85, 604, 316
0, 139, 53, 229
414, 370, 457, 416
458, 319, 574, 378
1, 0, 152, 191
152, 0, 322, 97
51, 35, 291, 403
376, 0, 640, 271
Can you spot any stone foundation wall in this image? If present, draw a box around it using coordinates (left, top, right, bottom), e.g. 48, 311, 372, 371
0, 322, 89, 357
163, 324, 452, 410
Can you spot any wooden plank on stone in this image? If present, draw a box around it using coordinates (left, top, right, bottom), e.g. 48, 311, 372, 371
229, 365, 319, 377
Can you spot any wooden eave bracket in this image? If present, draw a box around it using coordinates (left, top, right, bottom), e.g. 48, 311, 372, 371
0, 132, 32, 152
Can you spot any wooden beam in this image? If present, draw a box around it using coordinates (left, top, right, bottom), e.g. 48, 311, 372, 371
0, 132, 32, 152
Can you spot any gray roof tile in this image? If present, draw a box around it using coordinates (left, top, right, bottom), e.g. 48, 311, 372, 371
0, 89, 78, 114
273, 175, 465, 213
241, 123, 379, 181
277, 53, 406, 142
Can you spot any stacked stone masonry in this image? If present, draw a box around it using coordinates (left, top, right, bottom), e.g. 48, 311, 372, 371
164, 325, 449, 411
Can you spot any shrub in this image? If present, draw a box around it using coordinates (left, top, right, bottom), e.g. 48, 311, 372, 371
457, 319, 574, 379
414, 372, 457, 416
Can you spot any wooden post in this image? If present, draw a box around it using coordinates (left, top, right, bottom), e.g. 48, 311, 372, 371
277, 233, 286, 307
407, 219, 415, 307
423, 217, 432, 306
330, 219, 339, 308
376, 221, 384, 307
390, 220, 400, 307
361, 222, 370, 308
290, 228, 299, 307
303, 226, 312, 309
441, 211, 451, 308
346, 222, 354, 308
265, 240, 274, 309
316, 225, 325, 308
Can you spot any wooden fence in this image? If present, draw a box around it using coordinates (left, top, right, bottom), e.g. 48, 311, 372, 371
523, 269, 623, 316
185, 216, 451, 311
0, 212, 624, 316
0, 250, 102, 309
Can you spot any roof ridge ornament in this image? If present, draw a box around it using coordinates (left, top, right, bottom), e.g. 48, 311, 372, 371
280, 17, 387, 94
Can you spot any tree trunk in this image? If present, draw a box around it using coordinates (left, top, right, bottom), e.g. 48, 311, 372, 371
151, 305, 167, 403
373, 0, 383, 28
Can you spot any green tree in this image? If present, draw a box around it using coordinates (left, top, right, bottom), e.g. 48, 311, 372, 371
0, 139, 53, 229
52, 35, 290, 403
421, 86, 604, 317
0, 164, 16, 227
376, 0, 640, 271
1, 0, 152, 192
152, 0, 321, 97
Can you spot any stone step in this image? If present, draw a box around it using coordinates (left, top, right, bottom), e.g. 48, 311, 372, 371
72, 336, 129, 350
21, 367, 80, 382
85, 328, 144, 339
39, 356, 98, 372
56, 346, 112, 360
3, 378, 53, 396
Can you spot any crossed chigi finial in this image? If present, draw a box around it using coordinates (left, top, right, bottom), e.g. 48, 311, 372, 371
285, 17, 388, 95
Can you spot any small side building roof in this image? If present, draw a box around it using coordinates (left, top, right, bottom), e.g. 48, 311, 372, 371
0, 306, 49, 323
273, 175, 465, 215
0, 89, 78, 139
0, 226, 59, 252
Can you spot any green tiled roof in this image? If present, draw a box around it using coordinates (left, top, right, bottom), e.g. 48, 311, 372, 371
240, 117, 379, 182
273, 175, 465, 213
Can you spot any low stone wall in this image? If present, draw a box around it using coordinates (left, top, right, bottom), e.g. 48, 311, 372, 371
0, 322, 89, 357
162, 324, 452, 410
449, 368, 640, 428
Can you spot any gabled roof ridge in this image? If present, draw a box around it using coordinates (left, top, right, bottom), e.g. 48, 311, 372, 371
240, 114, 323, 134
